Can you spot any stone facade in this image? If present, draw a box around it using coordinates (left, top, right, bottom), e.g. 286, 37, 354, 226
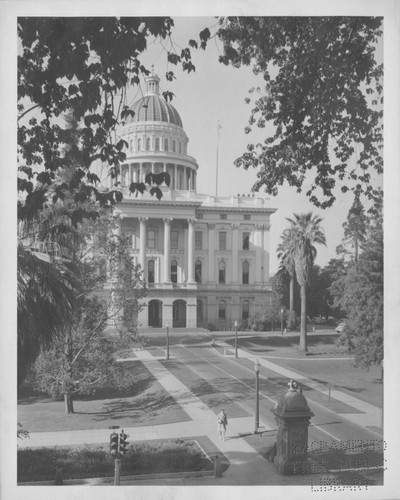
108, 71, 276, 330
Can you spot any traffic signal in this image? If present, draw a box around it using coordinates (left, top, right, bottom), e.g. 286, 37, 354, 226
110, 432, 119, 457
119, 430, 129, 456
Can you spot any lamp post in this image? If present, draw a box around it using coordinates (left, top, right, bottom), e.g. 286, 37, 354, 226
166, 321, 170, 360
234, 320, 238, 358
281, 308, 284, 335
254, 358, 260, 433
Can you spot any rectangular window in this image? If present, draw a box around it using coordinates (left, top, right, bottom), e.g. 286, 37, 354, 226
220, 214, 227, 220
195, 231, 202, 250
242, 232, 250, 251
147, 230, 155, 249
171, 230, 178, 249
244, 214, 251, 220
197, 213, 203, 219
219, 231, 227, 251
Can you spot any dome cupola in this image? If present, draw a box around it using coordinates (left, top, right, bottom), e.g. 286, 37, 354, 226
125, 70, 183, 128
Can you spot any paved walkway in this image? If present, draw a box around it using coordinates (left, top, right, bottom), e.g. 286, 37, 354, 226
216, 340, 382, 432
18, 341, 383, 485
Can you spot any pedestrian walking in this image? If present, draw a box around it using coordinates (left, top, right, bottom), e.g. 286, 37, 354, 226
217, 409, 228, 441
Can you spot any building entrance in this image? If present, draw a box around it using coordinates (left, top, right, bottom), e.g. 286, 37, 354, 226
148, 299, 163, 327
173, 300, 186, 328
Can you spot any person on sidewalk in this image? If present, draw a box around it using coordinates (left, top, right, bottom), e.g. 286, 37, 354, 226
217, 409, 228, 441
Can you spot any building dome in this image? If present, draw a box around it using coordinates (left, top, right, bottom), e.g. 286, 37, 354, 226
125, 72, 183, 128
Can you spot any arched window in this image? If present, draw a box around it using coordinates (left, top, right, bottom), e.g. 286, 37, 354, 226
155, 138, 160, 151
219, 300, 226, 320
146, 137, 150, 150
172, 140, 176, 152
171, 260, 178, 284
164, 138, 169, 151
242, 300, 250, 321
242, 261, 249, 284
137, 138, 141, 151
219, 260, 226, 284
195, 260, 202, 284
148, 260, 155, 284
179, 142, 182, 153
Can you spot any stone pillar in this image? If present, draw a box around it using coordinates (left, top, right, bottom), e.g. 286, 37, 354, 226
207, 224, 215, 283
263, 222, 270, 284
271, 380, 314, 475
163, 218, 172, 283
187, 218, 196, 284
139, 217, 148, 277
139, 163, 143, 182
163, 302, 173, 327
231, 223, 239, 283
186, 299, 197, 328
255, 224, 263, 284
151, 162, 155, 174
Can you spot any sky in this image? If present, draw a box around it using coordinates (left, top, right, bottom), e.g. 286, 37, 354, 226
130, 16, 382, 274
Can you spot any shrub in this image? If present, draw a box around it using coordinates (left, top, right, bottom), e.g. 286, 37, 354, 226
18, 439, 213, 482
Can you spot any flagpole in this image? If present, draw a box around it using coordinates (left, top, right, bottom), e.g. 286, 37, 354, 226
216, 121, 221, 197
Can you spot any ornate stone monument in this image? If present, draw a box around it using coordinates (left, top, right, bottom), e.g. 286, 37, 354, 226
271, 380, 314, 475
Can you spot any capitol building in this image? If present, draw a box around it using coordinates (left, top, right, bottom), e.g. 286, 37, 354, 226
108, 71, 276, 330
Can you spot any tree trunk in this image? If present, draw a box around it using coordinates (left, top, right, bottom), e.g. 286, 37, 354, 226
289, 276, 294, 311
299, 284, 307, 352
288, 276, 296, 329
64, 391, 74, 414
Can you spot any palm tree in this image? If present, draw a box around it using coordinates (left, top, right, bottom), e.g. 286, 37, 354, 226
277, 230, 296, 329
284, 213, 326, 352
17, 243, 75, 385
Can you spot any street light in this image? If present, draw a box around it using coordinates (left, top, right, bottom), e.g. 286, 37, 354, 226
254, 358, 260, 434
166, 321, 170, 360
234, 320, 239, 358
281, 308, 284, 335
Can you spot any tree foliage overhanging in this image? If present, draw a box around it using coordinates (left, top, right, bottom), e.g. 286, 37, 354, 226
18, 17, 201, 225
217, 17, 383, 209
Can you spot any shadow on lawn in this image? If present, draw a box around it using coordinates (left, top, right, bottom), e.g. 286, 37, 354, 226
74, 392, 180, 420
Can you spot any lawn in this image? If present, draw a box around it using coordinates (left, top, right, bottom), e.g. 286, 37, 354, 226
18, 438, 215, 483
18, 360, 190, 432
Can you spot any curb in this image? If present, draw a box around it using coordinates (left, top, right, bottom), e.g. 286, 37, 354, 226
18, 468, 216, 486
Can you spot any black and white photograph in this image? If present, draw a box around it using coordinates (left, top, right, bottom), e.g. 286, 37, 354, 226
1, 1, 399, 499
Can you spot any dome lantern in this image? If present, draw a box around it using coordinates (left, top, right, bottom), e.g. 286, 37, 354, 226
146, 66, 160, 96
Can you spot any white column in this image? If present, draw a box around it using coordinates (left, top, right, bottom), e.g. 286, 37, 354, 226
139, 217, 148, 276
207, 223, 215, 283
255, 224, 263, 284
187, 218, 195, 284
139, 163, 143, 182
155, 257, 160, 284
262, 222, 271, 283
151, 162, 155, 174
163, 218, 172, 283
231, 223, 239, 283
174, 164, 178, 189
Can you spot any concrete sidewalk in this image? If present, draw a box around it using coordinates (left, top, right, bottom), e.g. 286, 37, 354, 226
18, 343, 382, 485
20, 349, 285, 485
216, 340, 382, 432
